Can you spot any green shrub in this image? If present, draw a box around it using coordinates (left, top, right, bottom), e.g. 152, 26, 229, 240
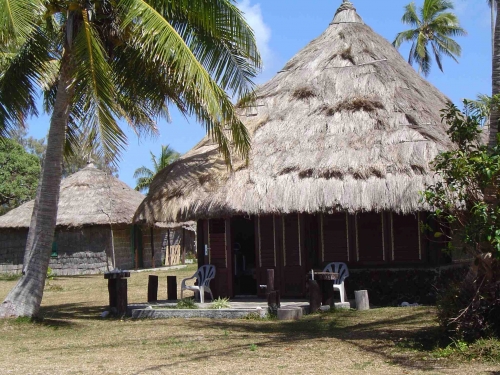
210, 297, 230, 309
176, 298, 197, 309
46, 267, 55, 280
437, 278, 500, 342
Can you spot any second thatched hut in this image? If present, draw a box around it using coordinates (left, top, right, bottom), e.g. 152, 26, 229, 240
135, 1, 457, 303
0, 164, 195, 275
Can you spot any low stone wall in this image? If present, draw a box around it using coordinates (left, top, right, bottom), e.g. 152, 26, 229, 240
0, 228, 26, 274
0, 225, 135, 276
345, 265, 469, 306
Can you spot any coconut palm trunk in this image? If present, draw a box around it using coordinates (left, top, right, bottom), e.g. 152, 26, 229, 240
490, 0, 500, 147
0, 52, 72, 318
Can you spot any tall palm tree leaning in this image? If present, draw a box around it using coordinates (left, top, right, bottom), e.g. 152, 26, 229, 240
393, 0, 466, 76
0, 0, 261, 318
486, 0, 498, 53
489, 0, 500, 147
134, 145, 180, 193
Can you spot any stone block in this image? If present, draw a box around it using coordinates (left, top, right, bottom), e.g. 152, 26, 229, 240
277, 307, 303, 321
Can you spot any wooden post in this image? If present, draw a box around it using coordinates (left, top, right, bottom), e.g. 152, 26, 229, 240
322, 280, 335, 307
307, 279, 322, 312
148, 275, 159, 303
108, 279, 117, 309
167, 229, 171, 266
267, 269, 275, 292
355, 290, 370, 311
116, 279, 128, 315
150, 227, 155, 268
266, 269, 280, 313
167, 276, 177, 300
134, 227, 139, 271
181, 228, 186, 265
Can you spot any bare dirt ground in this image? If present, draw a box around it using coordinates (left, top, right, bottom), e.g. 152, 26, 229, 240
0, 265, 498, 375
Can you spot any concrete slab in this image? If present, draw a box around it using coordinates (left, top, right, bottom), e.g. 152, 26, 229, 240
131, 307, 267, 319
128, 299, 310, 319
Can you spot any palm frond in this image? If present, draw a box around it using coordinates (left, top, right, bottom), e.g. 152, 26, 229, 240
150, 0, 261, 98
133, 166, 154, 179
401, 2, 421, 27
393, 29, 419, 48
0, 26, 51, 136
71, 9, 126, 166
118, 0, 251, 163
0, 0, 42, 46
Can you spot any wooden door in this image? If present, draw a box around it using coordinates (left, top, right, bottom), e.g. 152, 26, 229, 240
256, 215, 279, 297
208, 219, 232, 298
281, 214, 306, 297
355, 213, 385, 263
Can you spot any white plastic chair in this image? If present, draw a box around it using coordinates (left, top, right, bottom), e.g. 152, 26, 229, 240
323, 262, 349, 303
180, 265, 216, 303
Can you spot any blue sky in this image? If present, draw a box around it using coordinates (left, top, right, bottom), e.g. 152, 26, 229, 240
26, 0, 492, 188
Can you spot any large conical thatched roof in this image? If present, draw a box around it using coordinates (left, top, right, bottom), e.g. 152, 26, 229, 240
0, 164, 145, 228
135, 1, 452, 224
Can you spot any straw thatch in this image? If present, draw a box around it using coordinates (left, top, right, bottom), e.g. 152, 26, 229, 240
0, 164, 145, 228
135, 1, 452, 224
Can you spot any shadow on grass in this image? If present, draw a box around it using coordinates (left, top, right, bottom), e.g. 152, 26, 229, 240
40, 302, 106, 322
129, 308, 454, 374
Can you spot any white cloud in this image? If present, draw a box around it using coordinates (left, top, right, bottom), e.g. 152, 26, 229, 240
237, 0, 273, 79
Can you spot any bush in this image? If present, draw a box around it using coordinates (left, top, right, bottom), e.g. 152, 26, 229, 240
176, 298, 197, 309
210, 297, 230, 309
437, 276, 500, 342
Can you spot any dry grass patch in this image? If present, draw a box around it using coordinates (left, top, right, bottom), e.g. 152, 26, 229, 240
0, 266, 498, 374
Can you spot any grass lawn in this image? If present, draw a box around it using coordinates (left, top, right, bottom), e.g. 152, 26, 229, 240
0, 265, 499, 374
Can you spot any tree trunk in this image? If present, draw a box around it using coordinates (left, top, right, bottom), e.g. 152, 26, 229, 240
0, 51, 73, 318
489, 0, 500, 147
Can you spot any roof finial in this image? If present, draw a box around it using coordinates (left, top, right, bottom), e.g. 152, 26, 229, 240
332, 0, 363, 24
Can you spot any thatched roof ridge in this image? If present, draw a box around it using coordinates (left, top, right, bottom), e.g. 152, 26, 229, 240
135, 2, 452, 224
0, 164, 145, 228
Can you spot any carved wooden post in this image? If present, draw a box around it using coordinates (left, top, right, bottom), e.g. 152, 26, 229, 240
181, 228, 186, 265
307, 279, 322, 312
167, 276, 177, 300
266, 269, 280, 313
148, 275, 158, 302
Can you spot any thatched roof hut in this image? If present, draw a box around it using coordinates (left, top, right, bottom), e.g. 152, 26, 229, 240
0, 163, 144, 229
0, 164, 197, 275
134, 1, 455, 301
135, 1, 451, 225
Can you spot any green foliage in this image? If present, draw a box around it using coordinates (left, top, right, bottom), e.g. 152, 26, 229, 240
210, 297, 231, 309
133, 145, 180, 192
46, 267, 55, 280
249, 343, 257, 351
433, 338, 500, 363
426, 99, 500, 342
0, 273, 22, 281
393, 0, 467, 76
0, 138, 40, 214
424, 99, 500, 257
0, 0, 261, 166
176, 298, 197, 309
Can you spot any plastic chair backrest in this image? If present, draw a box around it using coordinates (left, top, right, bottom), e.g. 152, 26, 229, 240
196, 265, 216, 287
323, 262, 349, 285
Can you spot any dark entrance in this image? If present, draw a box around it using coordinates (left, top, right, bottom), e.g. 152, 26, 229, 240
231, 216, 257, 296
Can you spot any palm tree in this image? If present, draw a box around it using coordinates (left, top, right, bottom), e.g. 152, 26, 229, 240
393, 0, 467, 76
134, 145, 180, 193
0, 0, 261, 318
489, 0, 500, 147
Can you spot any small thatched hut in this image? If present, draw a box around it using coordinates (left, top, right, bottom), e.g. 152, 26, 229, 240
0, 164, 195, 275
135, 1, 455, 301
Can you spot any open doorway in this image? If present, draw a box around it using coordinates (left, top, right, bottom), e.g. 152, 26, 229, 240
231, 216, 257, 296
